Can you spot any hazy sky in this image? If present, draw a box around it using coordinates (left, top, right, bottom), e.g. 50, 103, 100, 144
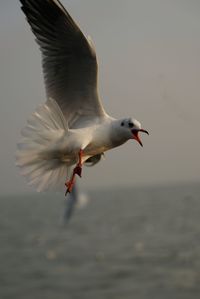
1, 0, 200, 194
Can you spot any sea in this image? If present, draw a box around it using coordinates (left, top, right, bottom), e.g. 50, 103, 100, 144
1, 183, 200, 299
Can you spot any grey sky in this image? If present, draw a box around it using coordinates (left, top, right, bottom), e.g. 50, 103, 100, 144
1, 0, 200, 194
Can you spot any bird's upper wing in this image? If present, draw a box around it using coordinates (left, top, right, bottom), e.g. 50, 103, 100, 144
20, 0, 107, 128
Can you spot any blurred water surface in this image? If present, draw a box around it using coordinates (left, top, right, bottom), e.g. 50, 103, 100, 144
1, 183, 200, 299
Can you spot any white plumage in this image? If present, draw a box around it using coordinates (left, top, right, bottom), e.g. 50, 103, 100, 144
17, 0, 148, 194
16, 99, 69, 192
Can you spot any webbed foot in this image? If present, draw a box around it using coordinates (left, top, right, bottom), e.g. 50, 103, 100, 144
65, 149, 83, 195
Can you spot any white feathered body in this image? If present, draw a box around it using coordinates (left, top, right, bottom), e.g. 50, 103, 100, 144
16, 99, 118, 192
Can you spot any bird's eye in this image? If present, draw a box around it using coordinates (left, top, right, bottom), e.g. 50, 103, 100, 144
121, 122, 124, 126
128, 122, 134, 128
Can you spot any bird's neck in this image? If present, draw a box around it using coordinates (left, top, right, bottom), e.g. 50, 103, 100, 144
109, 119, 129, 148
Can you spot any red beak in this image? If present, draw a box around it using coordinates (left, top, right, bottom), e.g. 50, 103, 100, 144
132, 129, 149, 147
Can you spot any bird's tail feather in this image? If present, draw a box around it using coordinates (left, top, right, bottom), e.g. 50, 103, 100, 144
16, 98, 70, 192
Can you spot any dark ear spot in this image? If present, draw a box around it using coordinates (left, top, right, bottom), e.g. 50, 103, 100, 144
121, 122, 124, 126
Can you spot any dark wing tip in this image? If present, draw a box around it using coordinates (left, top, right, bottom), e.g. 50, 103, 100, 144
19, 0, 89, 46
19, 0, 77, 28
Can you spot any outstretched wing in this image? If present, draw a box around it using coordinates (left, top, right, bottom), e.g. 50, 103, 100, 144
20, 0, 106, 128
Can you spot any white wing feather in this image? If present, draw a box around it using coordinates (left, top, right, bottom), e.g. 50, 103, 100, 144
20, 0, 107, 129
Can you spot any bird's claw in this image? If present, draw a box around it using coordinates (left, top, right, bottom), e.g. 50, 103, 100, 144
65, 180, 74, 195
65, 165, 82, 195
74, 165, 82, 177
65, 150, 83, 196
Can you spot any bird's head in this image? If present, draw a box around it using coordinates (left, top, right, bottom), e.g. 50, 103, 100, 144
119, 118, 149, 147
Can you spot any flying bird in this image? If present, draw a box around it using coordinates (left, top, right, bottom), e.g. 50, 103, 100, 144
16, 0, 149, 195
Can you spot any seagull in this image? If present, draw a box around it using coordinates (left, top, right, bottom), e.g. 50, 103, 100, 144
16, 0, 149, 195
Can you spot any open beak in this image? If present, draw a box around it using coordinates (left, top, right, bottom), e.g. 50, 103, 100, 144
132, 129, 149, 147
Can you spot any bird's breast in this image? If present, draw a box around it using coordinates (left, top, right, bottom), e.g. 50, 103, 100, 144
83, 125, 113, 156
84, 141, 111, 157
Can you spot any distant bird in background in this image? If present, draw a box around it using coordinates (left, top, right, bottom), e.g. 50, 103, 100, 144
63, 184, 78, 223
16, 0, 149, 196
62, 184, 89, 224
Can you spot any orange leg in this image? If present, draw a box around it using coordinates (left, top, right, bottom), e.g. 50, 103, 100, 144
65, 149, 83, 195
